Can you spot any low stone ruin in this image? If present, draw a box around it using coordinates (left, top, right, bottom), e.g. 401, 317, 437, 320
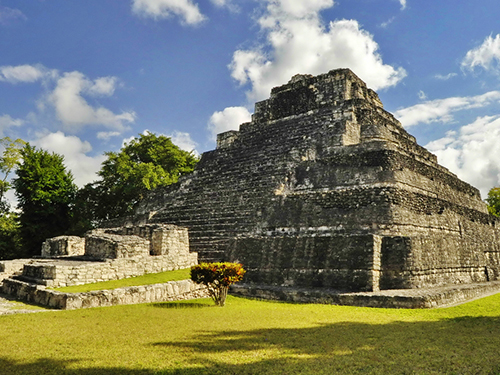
1, 224, 198, 293
41, 236, 85, 258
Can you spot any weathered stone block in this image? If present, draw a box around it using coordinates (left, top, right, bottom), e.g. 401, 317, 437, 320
41, 236, 85, 258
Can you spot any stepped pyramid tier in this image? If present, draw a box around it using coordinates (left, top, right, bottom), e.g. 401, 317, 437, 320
119, 68, 500, 292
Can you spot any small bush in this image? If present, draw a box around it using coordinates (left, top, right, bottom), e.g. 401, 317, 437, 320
190, 263, 246, 306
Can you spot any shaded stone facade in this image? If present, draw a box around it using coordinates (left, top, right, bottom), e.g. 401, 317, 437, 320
128, 68, 500, 293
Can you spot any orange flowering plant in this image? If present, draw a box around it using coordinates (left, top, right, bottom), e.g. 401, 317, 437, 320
190, 262, 246, 306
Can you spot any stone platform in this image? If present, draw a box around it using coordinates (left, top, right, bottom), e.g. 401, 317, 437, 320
230, 281, 500, 308
2, 277, 209, 310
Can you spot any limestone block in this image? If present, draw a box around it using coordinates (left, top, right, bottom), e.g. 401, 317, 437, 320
41, 236, 86, 258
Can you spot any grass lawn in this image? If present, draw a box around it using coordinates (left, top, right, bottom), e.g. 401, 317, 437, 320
1, 293, 500, 374
52, 269, 192, 293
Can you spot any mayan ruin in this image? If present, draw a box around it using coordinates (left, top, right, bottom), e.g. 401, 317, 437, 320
133, 69, 500, 290
2, 68, 500, 309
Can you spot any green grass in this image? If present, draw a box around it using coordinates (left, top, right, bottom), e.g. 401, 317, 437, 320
2, 294, 500, 374
52, 268, 191, 293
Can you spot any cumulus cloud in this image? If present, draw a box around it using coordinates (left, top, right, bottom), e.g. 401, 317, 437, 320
426, 116, 500, 198
208, 106, 252, 140
229, 0, 406, 102
399, 0, 407, 10
131, 0, 206, 25
32, 131, 106, 187
0, 6, 26, 26
169, 130, 198, 154
394, 91, 500, 127
88, 77, 118, 96
0, 64, 47, 83
49, 71, 136, 131
462, 34, 500, 73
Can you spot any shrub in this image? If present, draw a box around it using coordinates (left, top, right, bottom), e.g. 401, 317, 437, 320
190, 263, 246, 306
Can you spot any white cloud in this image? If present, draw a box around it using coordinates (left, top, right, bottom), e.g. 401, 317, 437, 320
169, 130, 198, 154
435, 72, 457, 80
462, 34, 500, 73
0, 6, 26, 26
394, 91, 500, 127
32, 131, 106, 187
49, 71, 136, 131
0, 114, 24, 135
131, 0, 206, 25
209, 0, 238, 12
88, 77, 118, 96
418, 90, 427, 100
229, 1, 406, 102
399, 0, 407, 10
380, 16, 396, 29
0, 64, 46, 83
97, 131, 121, 140
208, 106, 252, 140
426, 116, 500, 198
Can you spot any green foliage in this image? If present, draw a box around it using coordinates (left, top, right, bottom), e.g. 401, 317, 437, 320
78, 132, 198, 226
486, 187, 500, 217
0, 137, 26, 211
0, 211, 21, 260
191, 262, 246, 306
13, 144, 77, 256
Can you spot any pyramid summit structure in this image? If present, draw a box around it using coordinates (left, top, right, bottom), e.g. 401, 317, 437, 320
130, 68, 500, 293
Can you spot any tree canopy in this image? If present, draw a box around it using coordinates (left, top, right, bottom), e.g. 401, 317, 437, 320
78, 132, 199, 226
13, 144, 77, 256
486, 187, 500, 217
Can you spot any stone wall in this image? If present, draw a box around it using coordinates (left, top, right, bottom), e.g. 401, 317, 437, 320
2, 278, 209, 310
17, 254, 197, 288
85, 232, 150, 259
41, 236, 86, 258
114, 68, 500, 293
0, 259, 33, 283
86, 224, 190, 258
11, 224, 198, 288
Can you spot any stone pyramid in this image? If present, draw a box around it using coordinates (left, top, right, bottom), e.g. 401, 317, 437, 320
131, 68, 500, 292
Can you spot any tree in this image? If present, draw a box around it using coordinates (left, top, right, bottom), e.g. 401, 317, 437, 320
13, 144, 77, 256
190, 263, 246, 306
486, 187, 500, 217
0, 211, 21, 260
0, 137, 26, 259
0, 137, 26, 212
85, 132, 198, 224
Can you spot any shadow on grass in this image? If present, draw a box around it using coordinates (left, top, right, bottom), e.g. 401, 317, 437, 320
150, 301, 213, 309
149, 316, 500, 374
0, 357, 156, 375
3, 316, 500, 374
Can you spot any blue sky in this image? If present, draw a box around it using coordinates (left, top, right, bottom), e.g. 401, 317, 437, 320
1, 0, 500, 199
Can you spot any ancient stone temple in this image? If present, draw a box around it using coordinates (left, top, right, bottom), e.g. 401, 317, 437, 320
125, 68, 500, 293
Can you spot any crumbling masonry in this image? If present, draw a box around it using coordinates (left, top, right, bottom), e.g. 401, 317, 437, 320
125, 68, 500, 293
3, 68, 500, 309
